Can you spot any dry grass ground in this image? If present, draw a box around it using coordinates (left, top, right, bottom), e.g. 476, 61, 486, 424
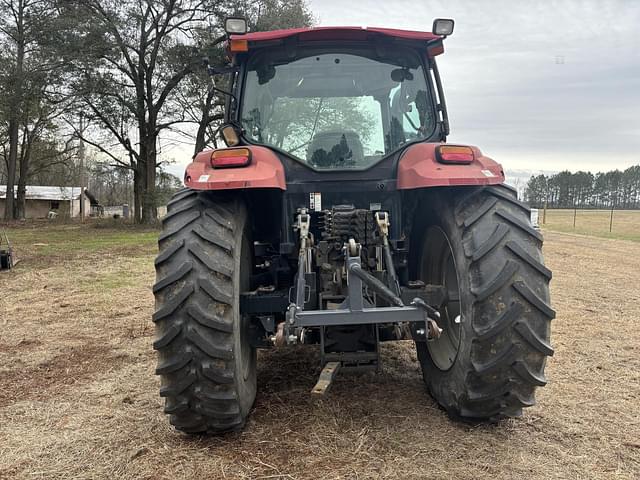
542, 208, 640, 242
0, 221, 639, 479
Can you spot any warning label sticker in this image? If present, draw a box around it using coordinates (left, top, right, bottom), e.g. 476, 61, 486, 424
309, 192, 322, 211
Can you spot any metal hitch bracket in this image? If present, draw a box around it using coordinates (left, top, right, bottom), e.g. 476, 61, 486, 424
288, 242, 441, 335
311, 361, 341, 396
282, 216, 445, 355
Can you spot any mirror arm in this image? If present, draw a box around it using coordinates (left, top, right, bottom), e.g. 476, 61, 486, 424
211, 34, 228, 47
207, 65, 238, 76
208, 82, 238, 108
202, 33, 233, 76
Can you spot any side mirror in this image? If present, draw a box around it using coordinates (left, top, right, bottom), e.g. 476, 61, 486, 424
432, 18, 454, 37
220, 124, 241, 147
225, 17, 247, 35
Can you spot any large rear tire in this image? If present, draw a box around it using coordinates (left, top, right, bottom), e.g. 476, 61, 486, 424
153, 189, 256, 434
414, 185, 555, 420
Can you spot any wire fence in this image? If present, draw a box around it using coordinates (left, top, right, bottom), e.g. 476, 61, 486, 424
531, 207, 640, 241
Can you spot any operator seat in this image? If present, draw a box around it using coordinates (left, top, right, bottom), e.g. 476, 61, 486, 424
307, 130, 364, 168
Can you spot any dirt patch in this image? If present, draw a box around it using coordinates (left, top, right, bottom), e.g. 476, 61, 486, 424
0, 338, 43, 354
0, 344, 134, 408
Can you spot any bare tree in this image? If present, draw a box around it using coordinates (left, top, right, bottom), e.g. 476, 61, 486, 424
0, 0, 74, 218
172, 0, 314, 156
0, 0, 30, 219
64, 0, 212, 223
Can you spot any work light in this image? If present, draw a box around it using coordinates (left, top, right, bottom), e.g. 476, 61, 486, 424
225, 17, 247, 35
432, 18, 454, 36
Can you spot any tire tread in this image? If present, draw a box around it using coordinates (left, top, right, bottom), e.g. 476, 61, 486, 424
153, 189, 249, 434
417, 184, 554, 421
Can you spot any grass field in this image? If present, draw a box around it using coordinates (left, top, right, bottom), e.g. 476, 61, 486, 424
541, 208, 640, 242
0, 221, 639, 479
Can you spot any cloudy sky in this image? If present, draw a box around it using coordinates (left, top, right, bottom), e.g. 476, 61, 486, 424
163, 1, 639, 178
305, 0, 640, 173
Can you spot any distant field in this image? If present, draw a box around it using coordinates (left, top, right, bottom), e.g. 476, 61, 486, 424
541, 208, 640, 242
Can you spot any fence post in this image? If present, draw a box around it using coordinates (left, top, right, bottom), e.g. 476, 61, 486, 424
573, 207, 577, 229
609, 204, 614, 233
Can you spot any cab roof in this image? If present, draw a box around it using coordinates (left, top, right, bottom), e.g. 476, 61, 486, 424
231, 26, 443, 44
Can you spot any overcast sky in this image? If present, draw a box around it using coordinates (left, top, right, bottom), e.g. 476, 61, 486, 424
305, 0, 640, 173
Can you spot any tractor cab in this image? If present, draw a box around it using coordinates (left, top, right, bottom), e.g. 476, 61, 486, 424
222, 22, 452, 171
235, 30, 444, 170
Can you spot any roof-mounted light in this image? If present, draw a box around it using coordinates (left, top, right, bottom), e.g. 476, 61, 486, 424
432, 18, 455, 37
225, 17, 247, 35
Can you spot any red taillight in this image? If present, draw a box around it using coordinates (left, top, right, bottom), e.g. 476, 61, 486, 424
211, 148, 251, 168
436, 145, 474, 164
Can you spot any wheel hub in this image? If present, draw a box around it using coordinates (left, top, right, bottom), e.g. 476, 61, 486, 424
421, 226, 462, 371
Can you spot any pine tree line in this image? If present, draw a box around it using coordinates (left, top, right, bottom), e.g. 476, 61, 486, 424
524, 166, 640, 209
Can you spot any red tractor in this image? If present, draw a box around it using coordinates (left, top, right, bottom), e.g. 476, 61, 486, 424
153, 18, 554, 434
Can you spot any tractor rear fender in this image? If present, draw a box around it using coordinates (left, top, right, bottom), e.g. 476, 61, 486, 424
396, 143, 504, 189
185, 145, 286, 191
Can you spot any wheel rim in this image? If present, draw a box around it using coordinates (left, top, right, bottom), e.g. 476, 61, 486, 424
420, 226, 462, 371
